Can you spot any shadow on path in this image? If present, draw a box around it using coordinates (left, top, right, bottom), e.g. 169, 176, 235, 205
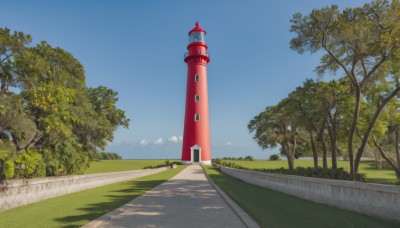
53, 178, 169, 227
82, 165, 245, 228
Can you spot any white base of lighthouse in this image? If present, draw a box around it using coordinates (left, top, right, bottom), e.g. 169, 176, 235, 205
181, 160, 211, 165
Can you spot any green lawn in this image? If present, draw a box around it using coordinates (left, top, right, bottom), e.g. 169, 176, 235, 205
222, 160, 398, 184
203, 166, 399, 228
85, 159, 178, 174
0, 165, 186, 228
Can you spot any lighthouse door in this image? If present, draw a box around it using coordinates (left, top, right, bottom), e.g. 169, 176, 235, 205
193, 149, 200, 162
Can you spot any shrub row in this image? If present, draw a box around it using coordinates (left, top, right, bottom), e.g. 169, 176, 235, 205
212, 160, 367, 182
216, 156, 255, 161
143, 160, 181, 169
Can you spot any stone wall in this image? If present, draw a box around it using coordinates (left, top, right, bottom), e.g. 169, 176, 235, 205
0, 167, 170, 211
220, 166, 400, 222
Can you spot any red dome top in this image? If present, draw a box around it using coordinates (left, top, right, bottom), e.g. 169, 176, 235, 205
189, 22, 206, 35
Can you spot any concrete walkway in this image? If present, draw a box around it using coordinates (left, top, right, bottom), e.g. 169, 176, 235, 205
83, 165, 247, 228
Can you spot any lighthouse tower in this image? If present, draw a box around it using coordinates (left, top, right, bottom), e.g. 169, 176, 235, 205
181, 22, 211, 165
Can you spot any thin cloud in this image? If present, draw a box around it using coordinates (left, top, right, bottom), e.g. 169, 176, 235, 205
153, 138, 164, 145
226, 141, 232, 146
168, 136, 179, 143
179, 136, 183, 141
109, 140, 135, 146
139, 139, 149, 146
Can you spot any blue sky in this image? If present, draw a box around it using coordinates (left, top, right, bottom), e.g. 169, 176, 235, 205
1, 0, 369, 159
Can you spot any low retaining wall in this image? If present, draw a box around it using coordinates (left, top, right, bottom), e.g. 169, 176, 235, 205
219, 166, 400, 222
0, 167, 170, 211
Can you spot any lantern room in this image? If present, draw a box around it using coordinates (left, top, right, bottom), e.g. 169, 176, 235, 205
189, 22, 206, 43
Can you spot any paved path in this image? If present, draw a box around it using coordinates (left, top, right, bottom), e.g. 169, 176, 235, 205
83, 165, 247, 228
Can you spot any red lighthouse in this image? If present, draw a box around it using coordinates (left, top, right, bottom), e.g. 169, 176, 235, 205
181, 22, 211, 165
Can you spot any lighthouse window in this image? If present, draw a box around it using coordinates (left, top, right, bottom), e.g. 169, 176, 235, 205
195, 74, 199, 82
195, 113, 200, 122
189, 31, 205, 43
195, 95, 200, 102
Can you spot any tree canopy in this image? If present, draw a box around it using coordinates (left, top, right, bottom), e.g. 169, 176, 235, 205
250, 0, 400, 179
290, 0, 400, 176
0, 27, 129, 181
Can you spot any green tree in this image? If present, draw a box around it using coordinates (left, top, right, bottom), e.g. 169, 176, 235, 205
369, 98, 400, 178
248, 100, 301, 171
290, 0, 400, 176
287, 79, 329, 169
0, 27, 130, 180
244, 155, 255, 161
0, 27, 31, 94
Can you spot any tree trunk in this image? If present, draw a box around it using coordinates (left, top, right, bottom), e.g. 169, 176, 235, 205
287, 154, 294, 172
283, 141, 295, 172
327, 112, 338, 169
396, 128, 400, 172
372, 135, 400, 179
0, 83, 8, 94
331, 136, 337, 169
11, 131, 43, 156
331, 116, 338, 169
354, 86, 400, 173
314, 109, 328, 169
348, 88, 361, 177
320, 132, 328, 169
370, 143, 382, 169
309, 130, 318, 170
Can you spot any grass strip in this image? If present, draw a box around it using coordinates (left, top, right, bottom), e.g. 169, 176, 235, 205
204, 166, 399, 228
0, 166, 186, 228
85, 159, 178, 174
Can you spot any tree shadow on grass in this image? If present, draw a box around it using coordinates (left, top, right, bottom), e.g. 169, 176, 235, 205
53, 179, 167, 228
359, 160, 394, 171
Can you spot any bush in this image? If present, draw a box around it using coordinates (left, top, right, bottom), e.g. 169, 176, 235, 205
382, 180, 400, 185
269, 154, 281, 161
354, 173, 367, 182
217, 156, 256, 161
244, 155, 255, 161
143, 160, 181, 169
219, 162, 244, 169
212, 158, 222, 165
15, 149, 46, 179
95, 152, 122, 160
218, 163, 367, 182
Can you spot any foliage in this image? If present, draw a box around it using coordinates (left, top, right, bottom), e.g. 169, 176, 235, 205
255, 167, 366, 182
0, 140, 15, 181
217, 161, 367, 182
382, 180, 400, 185
269, 154, 281, 161
212, 158, 222, 165
0, 27, 130, 181
214, 161, 244, 169
0, 157, 14, 182
225, 159, 398, 184
95, 152, 122, 160
290, 0, 400, 176
250, 0, 400, 179
14, 149, 45, 178
143, 160, 181, 169
248, 99, 303, 171
216, 156, 256, 161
